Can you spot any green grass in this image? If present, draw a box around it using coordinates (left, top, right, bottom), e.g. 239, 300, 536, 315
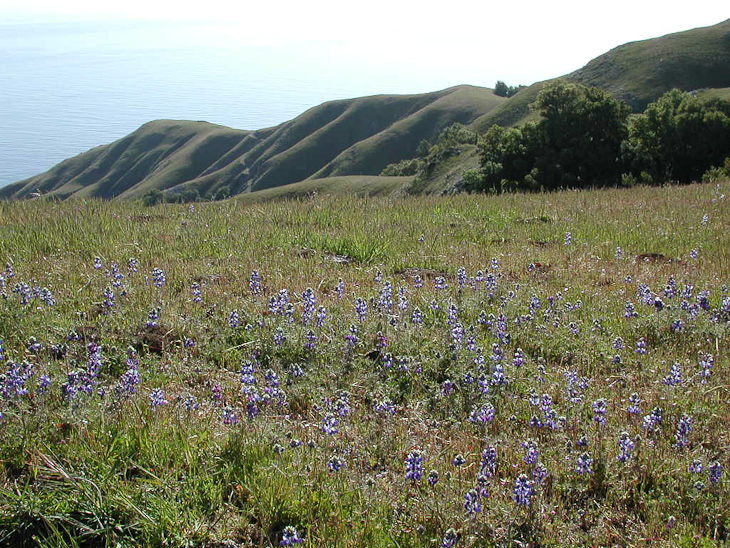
0, 182, 729, 546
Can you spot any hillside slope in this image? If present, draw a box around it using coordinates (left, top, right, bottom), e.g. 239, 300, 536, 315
471, 18, 730, 132
1, 86, 505, 200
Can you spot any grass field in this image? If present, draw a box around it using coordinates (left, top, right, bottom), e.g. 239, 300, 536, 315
0, 182, 729, 547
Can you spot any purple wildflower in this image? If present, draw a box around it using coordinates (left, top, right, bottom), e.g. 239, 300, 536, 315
675, 414, 693, 448
512, 474, 534, 506
617, 432, 635, 462
576, 452, 593, 475
405, 450, 424, 481
280, 526, 304, 546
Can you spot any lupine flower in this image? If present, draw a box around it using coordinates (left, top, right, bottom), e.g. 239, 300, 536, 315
671, 319, 683, 332
564, 232, 572, 246
222, 408, 240, 425
512, 474, 534, 506
615, 246, 623, 259
463, 488, 482, 515
663, 363, 683, 386
457, 267, 467, 290
344, 325, 359, 348
690, 249, 699, 260
413, 275, 423, 288
533, 462, 548, 484
428, 469, 439, 486
328, 455, 346, 472
146, 308, 160, 328
301, 288, 317, 324
249, 270, 261, 294
617, 432, 635, 462
434, 276, 447, 290
624, 302, 638, 318
151, 268, 166, 287
513, 348, 526, 368
322, 414, 338, 435
480, 446, 497, 477
150, 388, 168, 408
304, 330, 317, 350
441, 528, 458, 547
411, 307, 424, 325
635, 338, 647, 355
689, 459, 704, 474
280, 525, 304, 546
315, 306, 327, 327
592, 398, 608, 425
675, 414, 693, 448
468, 402, 495, 425
378, 281, 393, 312
452, 454, 466, 467
642, 407, 663, 432
405, 450, 424, 481
576, 452, 593, 475
184, 396, 200, 411
335, 278, 345, 298
93, 257, 103, 270
355, 298, 368, 322
191, 282, 202, 303
709, 461, 723, 485
699, 353, 714, 382
627, 393, 641, 414
273, 327, 286, 346
523, 440, 539, 465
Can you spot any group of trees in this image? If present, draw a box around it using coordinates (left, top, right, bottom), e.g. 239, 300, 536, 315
494, 80, 525, 98
462, 81, 730, 193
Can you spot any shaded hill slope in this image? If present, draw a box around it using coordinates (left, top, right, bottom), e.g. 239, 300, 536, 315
1, 85, 504, 200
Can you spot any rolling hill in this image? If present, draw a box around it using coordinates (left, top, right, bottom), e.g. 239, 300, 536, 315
2, 18, 729, 201
0, 86, 504, 201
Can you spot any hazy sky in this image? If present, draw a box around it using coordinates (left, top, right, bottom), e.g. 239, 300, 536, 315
2, 0, 728, 87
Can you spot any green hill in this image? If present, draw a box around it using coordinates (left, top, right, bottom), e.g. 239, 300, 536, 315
3, 19, 730, 202
0, 86, 504, 201
471, 19, 730, 132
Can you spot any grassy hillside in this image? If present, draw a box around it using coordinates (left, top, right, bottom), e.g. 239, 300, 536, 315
0, 183, 728, 546
1, 86, 503, 201
237, 175, 413, 202
472, 19, 730, 132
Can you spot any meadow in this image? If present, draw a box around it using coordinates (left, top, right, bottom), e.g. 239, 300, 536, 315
0, 182, 728, 547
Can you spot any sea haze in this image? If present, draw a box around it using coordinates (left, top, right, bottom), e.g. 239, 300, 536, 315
0, 18, 478, 187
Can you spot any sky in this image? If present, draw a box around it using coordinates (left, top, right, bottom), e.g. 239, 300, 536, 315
2, 0, 728, 88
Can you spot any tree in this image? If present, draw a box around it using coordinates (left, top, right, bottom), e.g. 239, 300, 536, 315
494, 81, 510, 97
470, 80, 631, 192
624, 90, 730, 183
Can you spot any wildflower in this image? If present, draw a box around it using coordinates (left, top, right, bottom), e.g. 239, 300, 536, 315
452, 454, 466, 467
564, 232, 572, 246
150, 388, 168, 408
434, 276, 447, 290
468, 402, 495, 425
405, 450, 424, 481
344, 325, 359, 348
523, 440, 539, 465
512, 474, 534, 506
699, 353, 714, 382
627, 393, 641, 415
315, 306, 327, 327
146, 307, 160, 328
671, 319, 683, 332
328, 456, 346, 472
615, 246, 623, 259
689, 460, 703, 474
355, 297, 368, 322
280, 525, 304, 546
635, 338, 647, 355
428, 469, 439, 486
335, 277, 345, 298
663, 363, 683, 387
273, 327, 286, 346
617, 432, 635, 462
624, 301, 638, 318
222, 408, 240, 425
592, 398, 608, 425
322, 414, 338, 435
151, 267, 166, 287
709, 461, 723, 485
249, 270, 261, 294
191, 282, 202, 303
93, 257, 103, 270
441, 528, 458, 548
690, 249, 699, 260
642, 407, 663, 432
533, 462, 548, 484
463, 488, 482, 515
576, 452, 593, 475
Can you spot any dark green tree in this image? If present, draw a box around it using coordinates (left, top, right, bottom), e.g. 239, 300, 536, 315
624, 89, 730, 183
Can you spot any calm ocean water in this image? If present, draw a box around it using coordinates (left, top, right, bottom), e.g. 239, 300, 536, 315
0, 18, 477, 187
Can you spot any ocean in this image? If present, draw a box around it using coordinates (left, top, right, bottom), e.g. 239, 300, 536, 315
0, 18, 487, 187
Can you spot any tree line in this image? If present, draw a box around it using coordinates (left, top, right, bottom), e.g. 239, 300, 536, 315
462, 81, 730, 193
